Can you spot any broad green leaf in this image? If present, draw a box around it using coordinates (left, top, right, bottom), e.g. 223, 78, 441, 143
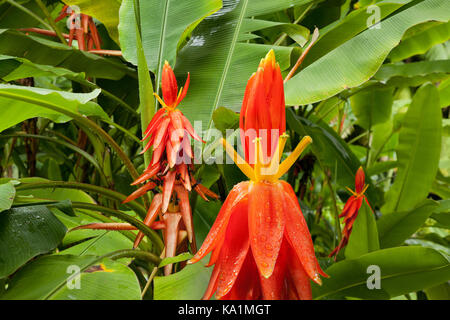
0, 54, 86, 82
373, 60, 450, 88
241, 18, 310, 46
154, 259, 212, 300
286, 109, 380, 206
193, 198, 222, 249
439, 77, 450, 108
313, 246, 450, 300
382, 84, 442, 213
367, 160, 398, 177
0, 29, 133, 80
389, 21, 450, 62
118, 0, 222, 75
345, 201, 379, 259
1, 255, 141, 300
0, 205, 67, 278
0, 84, 105, 133
12, 177, 96, 204
350, 85, 394, 129
431, 200, 450, 229
0, 181, 17, 212
303, 0, 413, 67
58, 231, 134, 258
425, 282, 450, 300
158, 252, 193, 268
175, 0, 312, 127
285, 0, 450, 106
378, 200, 439, 248
63, 0, 122, 44
0, 1, 47, 29
212, 106, 240, 135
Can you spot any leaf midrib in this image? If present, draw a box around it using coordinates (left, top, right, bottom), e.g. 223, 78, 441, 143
205, 0, 249, 137
155, 0, 171, 97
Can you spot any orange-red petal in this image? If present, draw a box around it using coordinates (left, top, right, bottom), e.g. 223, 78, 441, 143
188, 181, 249, 264
133, 194, 163, 248
122, 181, 156, 203
161, 62, 178, 107
161, 170, 176, 213
280, 181, 324, 284
248, 181, 285, 278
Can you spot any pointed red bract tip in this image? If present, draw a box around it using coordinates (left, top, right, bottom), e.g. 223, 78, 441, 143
355, 166, 365, 194
161, 61, 178, 107
240, 50, 285, 162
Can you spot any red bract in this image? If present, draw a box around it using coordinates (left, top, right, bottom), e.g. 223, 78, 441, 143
56, 5, 101, 51
75, 61, 217, 275
128, 62, 212, 214
329, 166, 372, 259
20, 5, 121, 56
240, 50, 285, 163
124, 61, 217, 272
189, 50, 326, 300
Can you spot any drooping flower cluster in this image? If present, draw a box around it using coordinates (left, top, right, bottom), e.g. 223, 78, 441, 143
74, 61, 217, 275
188, 50, 326, 300
20, 5, 120, 56
329, 167, 372, 259
126, 62, 218, 274
54, 5, 101, 51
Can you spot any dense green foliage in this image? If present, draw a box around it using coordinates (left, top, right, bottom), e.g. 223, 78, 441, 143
0, 0, 449, 300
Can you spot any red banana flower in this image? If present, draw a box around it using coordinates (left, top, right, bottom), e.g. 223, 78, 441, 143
73, 62, 217, 275
126, 61, 215, 223
21, 5, 121, 56
122, 62, 217, 272
56, 5, 102, 51
189, 50, 326, 300
329, 166, 372, 259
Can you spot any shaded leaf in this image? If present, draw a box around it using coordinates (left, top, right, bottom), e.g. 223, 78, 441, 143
0, 29, 133, 80
345, 200, 379, 259
154, 259, 212, 300
378, 199, 439, 248
389, 21, 450, 62
285, 0, 450, 105
0, 181, 17, 213
350, 85, 394, 129
382, 84, 442, 213
313, 246, 450, 300
1, 255, 141, 299
286, 109, 380, 206
0, 205, 67, 278
0, 84, 105, 133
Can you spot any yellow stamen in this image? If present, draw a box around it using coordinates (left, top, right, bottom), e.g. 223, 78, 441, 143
222, 133, 312, 183
174, 86, 183, 106
153, 92, 168, 109
264, 133, 288, 181
346, 184, 369, 198
346, 186, 358, 197
253, 137, 264, 181
274, 136, 312, 180
221, 138, 255, 181
360, 184, 369, 195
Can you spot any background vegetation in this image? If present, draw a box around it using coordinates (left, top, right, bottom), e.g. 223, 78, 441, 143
0, 0, 449, 300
